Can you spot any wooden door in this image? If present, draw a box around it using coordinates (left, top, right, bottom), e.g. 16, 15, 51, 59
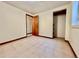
32, 16, 39, 36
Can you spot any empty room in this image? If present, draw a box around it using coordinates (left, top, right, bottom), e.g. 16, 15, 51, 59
0, 1, 79, 58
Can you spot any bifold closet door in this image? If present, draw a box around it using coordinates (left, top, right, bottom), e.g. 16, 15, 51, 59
32, 16, 39, 36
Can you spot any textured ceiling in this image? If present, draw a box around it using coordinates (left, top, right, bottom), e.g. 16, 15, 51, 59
4, 1, 71, 14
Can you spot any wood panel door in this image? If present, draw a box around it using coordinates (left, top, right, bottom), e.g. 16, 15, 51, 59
32, 16, 39, 36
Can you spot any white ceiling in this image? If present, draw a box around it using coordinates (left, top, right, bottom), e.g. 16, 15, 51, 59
4, 1, 71, 14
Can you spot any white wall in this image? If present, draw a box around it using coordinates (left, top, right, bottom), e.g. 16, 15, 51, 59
38, 11, 53, 37
35, 3, 72, 40
57, 15, 66, 38
70, 28, 79, 57
69, 1, 79, 57
0, 2, 27, 43
27, 16, 32, 33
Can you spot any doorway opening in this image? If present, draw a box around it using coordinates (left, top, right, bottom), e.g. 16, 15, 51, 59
26, 14, 33, 37
53, 9, 66, 39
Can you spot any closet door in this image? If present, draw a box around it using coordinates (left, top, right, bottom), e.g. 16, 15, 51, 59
32, 16, 39, 36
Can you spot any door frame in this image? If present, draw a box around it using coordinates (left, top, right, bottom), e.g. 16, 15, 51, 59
26, 14, 33, 36
52, 9, 66, 39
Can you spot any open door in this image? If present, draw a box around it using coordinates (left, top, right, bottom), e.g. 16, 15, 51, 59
32, 16, 39, 36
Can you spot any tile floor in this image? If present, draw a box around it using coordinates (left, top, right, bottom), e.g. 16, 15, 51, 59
0, 36, 75, 58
